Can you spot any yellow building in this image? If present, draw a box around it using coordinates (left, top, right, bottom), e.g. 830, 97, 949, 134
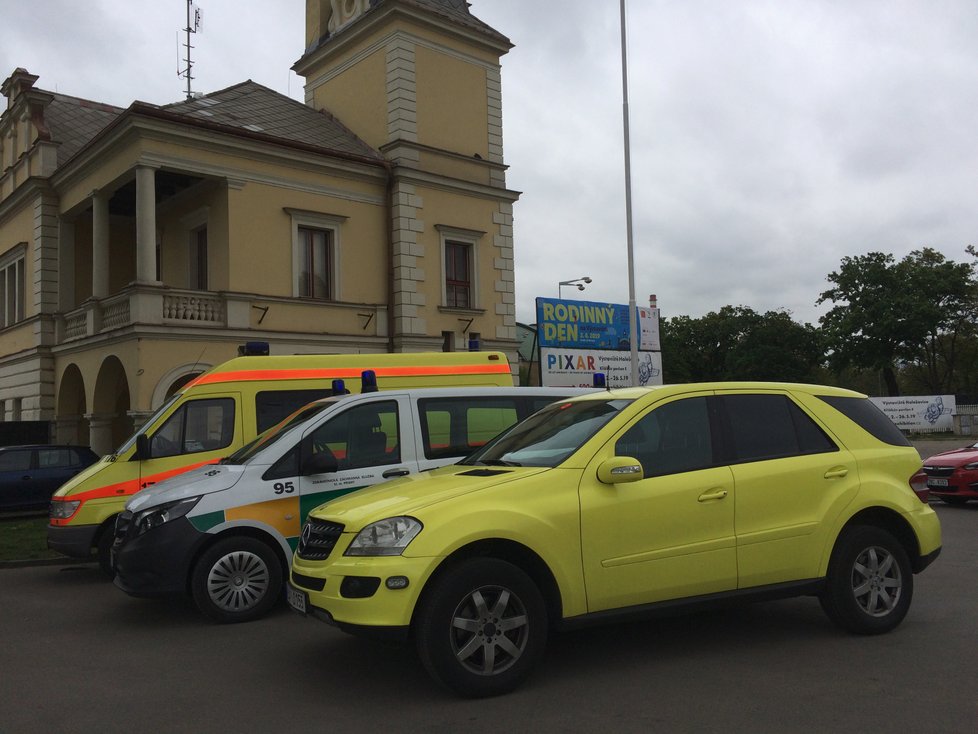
0, 0, 518, 454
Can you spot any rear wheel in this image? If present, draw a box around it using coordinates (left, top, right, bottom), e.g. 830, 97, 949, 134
414, 558, 548, 698
95, 520, 116, 578
191, 537, 283, 624
820, 525, 913, 635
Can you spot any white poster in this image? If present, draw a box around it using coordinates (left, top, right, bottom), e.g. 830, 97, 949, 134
541, 348, 663, 388
869, 395, 955, 432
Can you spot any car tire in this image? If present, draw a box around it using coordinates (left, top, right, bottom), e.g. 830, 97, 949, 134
414, 557, 548, 698
191, 537, 283, 624
819, 525, 913, 635
96, 520, 116, 579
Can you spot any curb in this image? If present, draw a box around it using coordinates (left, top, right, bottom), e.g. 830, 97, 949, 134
0, 557, 93, 570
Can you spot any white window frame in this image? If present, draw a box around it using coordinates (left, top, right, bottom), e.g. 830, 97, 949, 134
0, 243, 27, 328
437, 225, 484, 311
286, 209, 345, 300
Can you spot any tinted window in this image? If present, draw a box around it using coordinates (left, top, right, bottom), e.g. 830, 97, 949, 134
722, 394, 836, 463
816, 395, 911, 447
616, 397, 713, 477
150, 398, 235, 458
256, 389, 331, 433
307, 401, 399, 470
0, 450, 32, 472
419, 397, 535, 460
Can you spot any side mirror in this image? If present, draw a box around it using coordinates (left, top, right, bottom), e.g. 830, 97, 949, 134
303, 451, 338, 476
135, 434, 151, 460
597, 456, 644, 485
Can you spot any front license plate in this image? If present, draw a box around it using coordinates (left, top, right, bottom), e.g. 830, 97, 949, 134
287, 584, 308, 614
928, 478, 949, 487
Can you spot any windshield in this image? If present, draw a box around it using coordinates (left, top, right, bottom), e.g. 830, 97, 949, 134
221, 398, 339, 465
462, 398, 633, 468
113, 393, 183, 456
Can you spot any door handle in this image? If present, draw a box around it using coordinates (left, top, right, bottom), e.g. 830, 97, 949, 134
698, 488, 728, 502
823, 467, 849, 479
382, 468, 410, 479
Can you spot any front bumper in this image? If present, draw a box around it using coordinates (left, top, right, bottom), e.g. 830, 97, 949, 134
113, 516, 208, 597
47, 523, 98, 559
289, 552, 441, 632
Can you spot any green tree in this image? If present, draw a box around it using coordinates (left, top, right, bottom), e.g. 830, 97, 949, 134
817, 248, 977, 396
661, 306, 822, 383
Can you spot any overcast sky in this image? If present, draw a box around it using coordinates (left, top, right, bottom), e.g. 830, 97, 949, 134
4, 0, 977, 327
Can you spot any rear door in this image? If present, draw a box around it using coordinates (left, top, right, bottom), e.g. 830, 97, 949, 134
717, 391, 859, 588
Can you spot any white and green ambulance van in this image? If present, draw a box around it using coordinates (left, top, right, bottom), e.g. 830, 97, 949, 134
112, 385, 586, 623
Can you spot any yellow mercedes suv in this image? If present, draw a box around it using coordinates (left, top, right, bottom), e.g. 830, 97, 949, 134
288, 383, 941, 697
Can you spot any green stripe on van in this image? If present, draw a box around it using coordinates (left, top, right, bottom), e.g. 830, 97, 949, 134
189, 510, 226, 533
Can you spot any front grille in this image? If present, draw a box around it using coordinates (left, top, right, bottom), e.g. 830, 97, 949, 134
297, 518, 344, 561
291, 571, 326, 592
922, 466, 955, 478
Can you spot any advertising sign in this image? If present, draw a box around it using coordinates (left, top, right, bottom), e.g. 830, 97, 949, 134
869, 395, 955, 433
541, 348, 663, 388
535, 298, 660, 351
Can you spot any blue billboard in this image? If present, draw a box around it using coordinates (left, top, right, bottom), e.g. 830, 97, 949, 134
535, 297, 659, 351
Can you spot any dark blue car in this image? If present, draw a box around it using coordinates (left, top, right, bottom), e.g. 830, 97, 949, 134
0, 445, 98, 512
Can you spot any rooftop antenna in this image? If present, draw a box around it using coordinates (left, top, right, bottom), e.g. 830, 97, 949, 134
178, 0, 202, 100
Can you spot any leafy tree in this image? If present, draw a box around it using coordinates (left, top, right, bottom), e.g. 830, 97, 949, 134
817, 248, 977, 396
661, 306, 822, 383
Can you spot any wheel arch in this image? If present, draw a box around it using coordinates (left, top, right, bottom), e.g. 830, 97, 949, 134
834, 507, 922, 571
185, 525, 290, 594
411, 538, 563, 633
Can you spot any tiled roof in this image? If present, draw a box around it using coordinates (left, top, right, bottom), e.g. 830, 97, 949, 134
402, 0, 511, 45
159, 80, 382, 161
41, 94, 123, 168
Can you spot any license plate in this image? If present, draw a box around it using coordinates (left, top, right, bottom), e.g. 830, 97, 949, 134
928, 478, 949, 487
287, 584, 308, 614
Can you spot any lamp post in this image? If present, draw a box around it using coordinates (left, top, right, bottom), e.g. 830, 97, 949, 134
558, 276, 592, 299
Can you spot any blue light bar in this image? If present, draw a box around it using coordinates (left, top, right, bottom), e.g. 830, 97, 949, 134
361, 369, 379, 393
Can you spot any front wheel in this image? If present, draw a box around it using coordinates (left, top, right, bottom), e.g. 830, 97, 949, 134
191, 537, 283, 624
819, 525, 913, 635
414, 558, 548, 698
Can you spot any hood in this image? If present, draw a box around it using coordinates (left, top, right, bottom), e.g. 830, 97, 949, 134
923, 446, 978, 468
309, 464, 549, 529
126, 464, 246, 512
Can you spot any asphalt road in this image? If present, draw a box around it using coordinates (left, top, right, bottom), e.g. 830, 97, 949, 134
1, 499, 977, 733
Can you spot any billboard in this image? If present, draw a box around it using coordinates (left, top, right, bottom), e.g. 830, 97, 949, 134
536, 297, 662, 387
869, 395, 955, 433
536, 298, 660, 351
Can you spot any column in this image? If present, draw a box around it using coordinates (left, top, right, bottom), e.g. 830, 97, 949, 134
84, 414, 114, 457
92, 190, 110, 298
135, 165, 158, 284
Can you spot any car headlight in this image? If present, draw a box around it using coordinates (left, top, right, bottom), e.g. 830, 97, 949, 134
345, 516, 423, 556
963, 462, 978, 470
50, 499, 81, 520
134, 497, 200, 535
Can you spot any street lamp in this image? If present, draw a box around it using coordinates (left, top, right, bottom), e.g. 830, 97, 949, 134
558, 276, 592, 299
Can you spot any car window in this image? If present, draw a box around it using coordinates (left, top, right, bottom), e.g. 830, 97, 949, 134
255, 389, 332, 433
307, 400, 400, 470
0, 450, 32, 472
816, 395, 911, 447
721, 394, 837, 463
419, 397, 526, 460
464, 398, 633, 468
38, 448, 73, 468
150, 398, 235, 458
616, 397, 714, 477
